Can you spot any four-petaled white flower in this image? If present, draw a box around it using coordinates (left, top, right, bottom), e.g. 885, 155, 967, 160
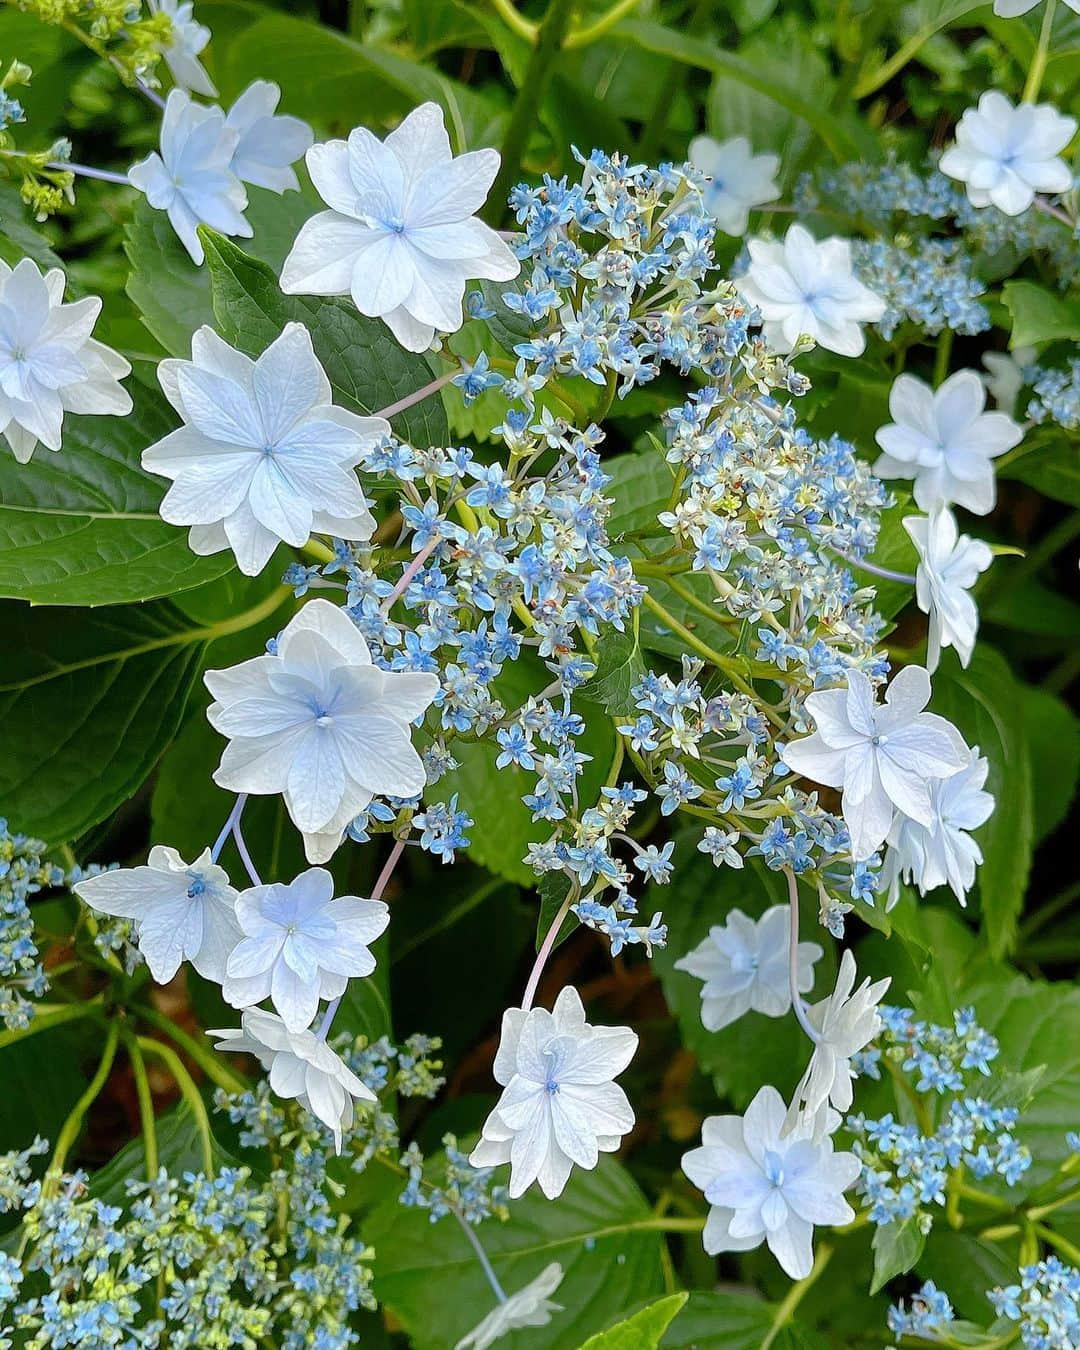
143, 323, 384, 575
735, 223, 885, 357
904, 508, 993, 672
682, 1084, 859, 1279
211, 1008, 374, 1151
469, 986, 637, 1200
149, 0, 216, 97
74, 845, 240, 984
675, 906, 822, 1032
881, 747, 994, 909
206, 599, 439, 864
688, 134, 780, 236
994, 0, 1080, 13
782, 666, 969, 861
939, 91, 1077, 216
225, 81, 313, 193
0, 258, 131, 464
281, 101, 519, 352
128, 89, 250, 265
874, 370, 1022, 515
222, 867, 389, 1030
455, 1264, 564, 1350
788, 950, 890, 1138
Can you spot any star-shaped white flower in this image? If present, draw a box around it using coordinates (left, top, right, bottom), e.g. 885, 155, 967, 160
149, 0, 216, 97
74, 846, 240, 984
688, 134, 780, 236
222, 867, 388, 1030
280, 101, 519, 352
143, 323, 384, 575
469, 986, 637, 1200
788, 950, 890, 1138
904, 508, 993, 672
225, 81, 313, 194
735, 223, 885, 357
455, 1264, 564, 1350
206, 599, 439, 864
874, 370, 1022, 515
939, 91, 1077, 216
128, 89, 250, 266
211, 1008, 375, 1151
682, 1084, 859, 1279
675, 905, 822, 1032
782, 666, 969, 861
981, 346, 1035, 415
0, 258, 132, 464
994, 0, 1080, 13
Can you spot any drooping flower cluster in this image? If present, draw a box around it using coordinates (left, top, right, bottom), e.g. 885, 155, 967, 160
0, 822, 73, 1031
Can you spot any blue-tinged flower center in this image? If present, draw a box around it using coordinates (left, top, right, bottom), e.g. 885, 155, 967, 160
544, 1075, 560, 1095
384, 215, 407, 235
186, 874, 206, 899
762, 1149, 785, 1188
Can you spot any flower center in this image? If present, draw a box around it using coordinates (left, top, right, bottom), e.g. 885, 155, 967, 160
385, 215, 407, 235
762, 1149, 785, 1188
186, 875, 206, 899
730, 950, 759, 977
544, 1075, 560, 1095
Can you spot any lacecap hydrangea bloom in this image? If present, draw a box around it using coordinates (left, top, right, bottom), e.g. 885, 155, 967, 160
688, 134, 780, 235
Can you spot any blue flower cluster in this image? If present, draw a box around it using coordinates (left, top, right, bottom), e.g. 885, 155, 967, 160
990, 1257, 1080, 1349
1026, 357, 1080, 431
853, 238, 990, 340
887, 1281, 958, 1342
400, 1133, 508, 1227
0, 819, 63, 1031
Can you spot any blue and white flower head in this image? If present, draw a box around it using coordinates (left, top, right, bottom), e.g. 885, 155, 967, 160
224, 80, 314, 193
939, 91, 1077, 216
874, 370, 1022, 515
0, 258, 132, 463
205, 599, 439, 863
455, 1264, 564, 1350
149, 0, 216, 97
688, 134, 780, 235
281, 101, 520, 351
74, 845, 240, 984
675, 906, 822, 1032
736, 223, 886, 356
682, 1084, 860, 1279
904, 507, 993, 671
469, 986, 637, 1199
144, 323, 385, 575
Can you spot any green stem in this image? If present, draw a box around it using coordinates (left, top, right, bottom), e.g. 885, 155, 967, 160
125, 1033, 159, 1180
0, 998, 104, 1051
635, 0, 711, 161
933, 327, 953, 387
134, 1005, 248, 1094
137, 1037, 214, 1175
1035, 1222, 1080, 1265
762, 1243, 833, 1350
488, 0, 538, 42
565, 0, 642, 48
47, 1019, 121, 1183
1018, 881, 1080, 941
1023, 0, 1057, 103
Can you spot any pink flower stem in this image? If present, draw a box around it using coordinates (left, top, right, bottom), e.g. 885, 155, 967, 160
382, 537, 439, 612
786, 868, 820, 1045
373, 369, 457, 421
520, 894, 573, 1013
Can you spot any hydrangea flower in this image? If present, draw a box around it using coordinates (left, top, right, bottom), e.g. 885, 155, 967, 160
143, 323, 385, 575
455, 1264, 564, 1350
874, 370, 1022, 515
224, 80, 314, 193
205, 599, 439, 863
281, 101, 519, 351
939, 91, 1077, 215
469, 986, 637, 1199
904, 508, 993, 671
674, 906, 822, 1032
981, 346, 1035, 414
74, 846, 240, 984
782, 666, 969, 861
0, 258, 131, 463
128, 89, 250, 265
688, 134, 780, 235
222, 867, 389, 1030
682, 1084, 859, 1279
994, 0, 1080, 11
736, 223, 885, 356
149, 0, 216, 97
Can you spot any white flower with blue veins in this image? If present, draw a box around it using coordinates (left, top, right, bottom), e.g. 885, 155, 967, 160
455, 1264, 564, 1350
469, 986, 637, 1200
689, 134, 780, 236
74, 846, 240, 984
225, 81, 313, 194
904, 507, 993, 672
280, 101, 519, 352
149, 0, 216, 97
682, 1084, 859, 1279
205, 599, 440, 865
143, 322, 385, 576
675, 906, 823, 1033
222, 867, 389, 1030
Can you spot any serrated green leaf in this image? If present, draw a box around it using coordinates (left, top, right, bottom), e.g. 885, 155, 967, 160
870, 1217, 926, 1294
578, 629, 647, 718
582, 1293, 688, 1349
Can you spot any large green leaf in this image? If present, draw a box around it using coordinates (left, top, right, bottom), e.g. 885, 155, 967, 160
1000, 439, 1080, 508
1002, 280, 1080, 348
662, 1290, 828, 1348
1019, 685, 1079, 843
582, 1294, 688, 1349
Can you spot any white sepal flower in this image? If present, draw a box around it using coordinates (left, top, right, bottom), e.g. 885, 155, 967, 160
281, 101, 519, 352
682, 1084, 859, 1279
469, 986, 637, 1200
225, 81, 313, 194
981, 346, 1034, 415
74, 846, 240, 984
688, 135, 780, 235
874, 370, 1022, 515
128, 89, 249, 266
222, 867, 388, 1030
205, 599, 439, 864
455, 1264, 564, 1350
674, 906, 822, 1032
939, 91, 1076, 216
149, 0, 216, 97
143, 323, 384, 575
782, 666, 969, 861
735, 223, 885, 357
211, 1008, 374, 1151
904, 508, 993, 671
994, 0, 1080, 13
788, 950, 890, 1138
0, 258, 132, 464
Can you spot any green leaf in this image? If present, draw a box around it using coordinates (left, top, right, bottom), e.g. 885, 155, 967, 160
870, 1217, 926, 1295
662, 1290, 829, 1348
0, 385, 235, 606
200, 229, 448, 448
1000, 440, 1080, 507
578, 629, 647, 718
1002, 280, 1080, 348
582, 1294, 689, 1349
1019, 685, 1079, 843
0, 182, 63, 271
919, 1231, 1029, 1324
534, 869, 576, 954
88, 1102, 238, 1205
